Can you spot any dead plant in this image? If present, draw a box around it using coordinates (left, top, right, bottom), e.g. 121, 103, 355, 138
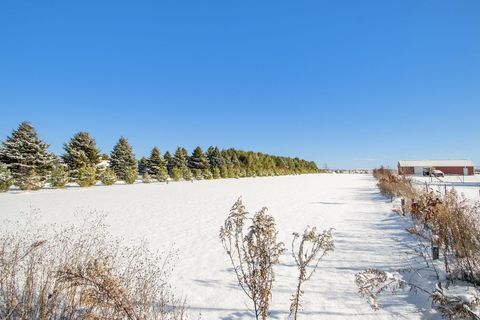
289, 227, 334, 319
219, 198, 285, 320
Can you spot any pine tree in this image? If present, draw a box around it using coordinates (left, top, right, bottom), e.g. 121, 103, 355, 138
124, 167, 137, 184
77, 165, 97, 187
0, 122, 54, 190
49, 159, 69, 188
171, 147, 192, 181
188, 146, 210, 179
147, 147, 169, 182
182, 167, 193, 181
203, 168, 213, 180
100, 167, 117, 186
63, 131, 100, 178
110, 137, 137, 181
191, 168, 202, 180
220, 166, 230, 179
207, 146, 224, 171
0, 162, 13, 192
148, 147, 166, 175
138, 157, 149, 175
212, 166, 221, 179
172, 147, 188, 170
164, 151, 174, 176
156, 167, 169, 182
171, 167, 182, 181
142, 172, 153, 183
221, 149, 237, 178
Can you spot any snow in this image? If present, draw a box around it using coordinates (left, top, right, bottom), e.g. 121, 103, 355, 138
0, 174, 432, 319
411, 175, 480, 202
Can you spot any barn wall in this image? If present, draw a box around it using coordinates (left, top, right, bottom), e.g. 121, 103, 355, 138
398, 166, 414, 175
431, 166, 474, 175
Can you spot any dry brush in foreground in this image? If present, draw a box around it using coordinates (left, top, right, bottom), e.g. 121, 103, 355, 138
220, 198, 334, 320
356, 168, 480, 319
0, 212, 187, 320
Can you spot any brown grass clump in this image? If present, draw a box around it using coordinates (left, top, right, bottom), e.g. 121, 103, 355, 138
432, 191, 480, 285
356, 168, 480, 318
0, 212, 186, 320
373, 167, 416, 201
408, 188, 480, 285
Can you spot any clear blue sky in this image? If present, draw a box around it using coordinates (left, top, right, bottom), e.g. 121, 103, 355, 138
0, 1, 479, 169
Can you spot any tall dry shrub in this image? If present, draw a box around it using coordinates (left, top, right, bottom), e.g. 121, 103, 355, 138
290, 227, 334, 319
360, 168, 480, 318
219, 198, 285, 320
431, 191, 480, 284
0, 212, 186, 320
375, 169, 416, 201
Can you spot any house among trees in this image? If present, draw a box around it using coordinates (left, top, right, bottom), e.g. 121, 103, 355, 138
397, 160, 475, 176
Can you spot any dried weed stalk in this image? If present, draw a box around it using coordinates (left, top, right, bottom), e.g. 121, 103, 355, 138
219, 198, 285, 320
356, 269, 480, 320
289, 227, 334, 320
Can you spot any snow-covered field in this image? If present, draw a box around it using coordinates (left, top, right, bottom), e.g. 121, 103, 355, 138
411, 175, 480, 202
0, 174, 431, 319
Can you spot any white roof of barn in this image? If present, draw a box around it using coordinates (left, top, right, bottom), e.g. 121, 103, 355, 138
398, 160, 474, 168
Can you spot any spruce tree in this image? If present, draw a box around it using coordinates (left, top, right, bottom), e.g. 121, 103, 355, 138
212, 166, 221, 179
63, 131, 100, 178
156, 165, 169, 182
110, 137, 137, 181
49, 160, 69, 188
77, 165, 97, 187
124, 167, 138, 184
188, 146, 210, 179
203, 168, 213, 180
0, 122, 54, 190
0, 162, 13, 192
182, 167, 193, 181
171, 167, 182, 181
164, 151, 174, 176
138, 157, 149, 175
100, 167, 117, 186
142, 172, 152, 183
220, 166, 230, 179
148, 147, 168, 182
172, 147, 189, 170
148, 147, 164, 175
171, 147, 193, 181
207, 146, 224, 171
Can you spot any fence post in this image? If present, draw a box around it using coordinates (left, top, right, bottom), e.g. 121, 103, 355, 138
432, 235, 440, 260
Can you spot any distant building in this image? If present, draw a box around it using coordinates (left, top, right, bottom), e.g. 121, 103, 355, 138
398, 160, 475, 176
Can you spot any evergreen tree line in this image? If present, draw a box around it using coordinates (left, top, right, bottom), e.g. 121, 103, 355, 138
0, 122, 320, 191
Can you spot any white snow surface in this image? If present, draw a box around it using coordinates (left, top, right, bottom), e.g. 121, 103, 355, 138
0, 174, 432, 319
411, 175, 480, 202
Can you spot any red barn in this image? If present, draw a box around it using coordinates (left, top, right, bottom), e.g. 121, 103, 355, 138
398, 160, 475, 176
